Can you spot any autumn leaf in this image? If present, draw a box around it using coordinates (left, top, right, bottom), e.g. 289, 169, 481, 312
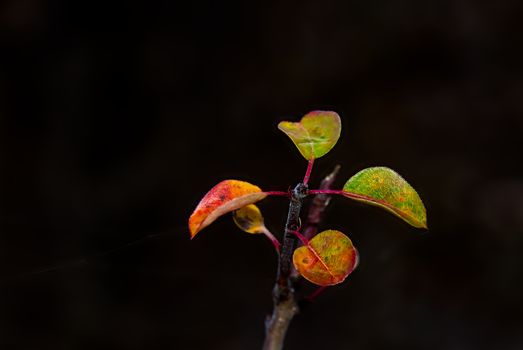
233, 204, 281, 251
278, 111, 341, 160
189, 180, 267, 238
293, 230, 358, 286
342, 167, 427, 229
233, 204, 266, 234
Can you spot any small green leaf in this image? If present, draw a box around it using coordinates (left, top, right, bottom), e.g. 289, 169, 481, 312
343, 167, 427, 229
293, 230, 358, 286
233, 204, 265, 234
278, 111, 341, 160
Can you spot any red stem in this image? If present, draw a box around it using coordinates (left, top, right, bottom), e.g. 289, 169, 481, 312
261, 227, 281, 253
264, 191, 290, 197
308, 189, 345, 196
310, 189, 388, 204
305, 286, 328, 302
302, 165, 341, 241
287, 230, 309, 246
303, 159, 314, 186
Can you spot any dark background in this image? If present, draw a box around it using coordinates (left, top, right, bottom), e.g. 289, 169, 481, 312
1, 1, 522, 349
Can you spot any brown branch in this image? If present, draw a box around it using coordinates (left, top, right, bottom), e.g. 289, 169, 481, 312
262, 293, 298, 350
263, 182, 307, 350
262, 165, 341, 350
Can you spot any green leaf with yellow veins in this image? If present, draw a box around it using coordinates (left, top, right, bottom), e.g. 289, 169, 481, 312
342, 167, 427, 229
278, 111, 341, 160
293, 230, 358, 286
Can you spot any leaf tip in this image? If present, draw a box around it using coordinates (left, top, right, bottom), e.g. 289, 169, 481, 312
409, 201, 428, 230
188, 215, 201, 239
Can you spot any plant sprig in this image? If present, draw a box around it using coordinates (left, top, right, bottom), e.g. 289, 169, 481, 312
188, 110, 427, 350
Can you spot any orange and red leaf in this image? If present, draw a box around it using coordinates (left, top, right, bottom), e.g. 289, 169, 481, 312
293, 230, 358, 286
188, 180, 267, 238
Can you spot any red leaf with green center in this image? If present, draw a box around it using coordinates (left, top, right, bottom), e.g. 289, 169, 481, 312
293, 230, 358, 286
189, 180, 267, 238
343, 167, 427, 229
278, 111, 341, 160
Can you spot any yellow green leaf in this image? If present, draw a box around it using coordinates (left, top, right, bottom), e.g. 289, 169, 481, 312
293, 230, 358, 286
189, 180, 267, 238
233, 204, 265, 234
343, 167, 427, 229
278, 111, 341, 160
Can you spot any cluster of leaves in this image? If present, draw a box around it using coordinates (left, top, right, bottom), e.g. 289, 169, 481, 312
189, 111, 427, 287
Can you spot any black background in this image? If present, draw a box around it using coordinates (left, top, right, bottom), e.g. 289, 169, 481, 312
1, 1, 522, 349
